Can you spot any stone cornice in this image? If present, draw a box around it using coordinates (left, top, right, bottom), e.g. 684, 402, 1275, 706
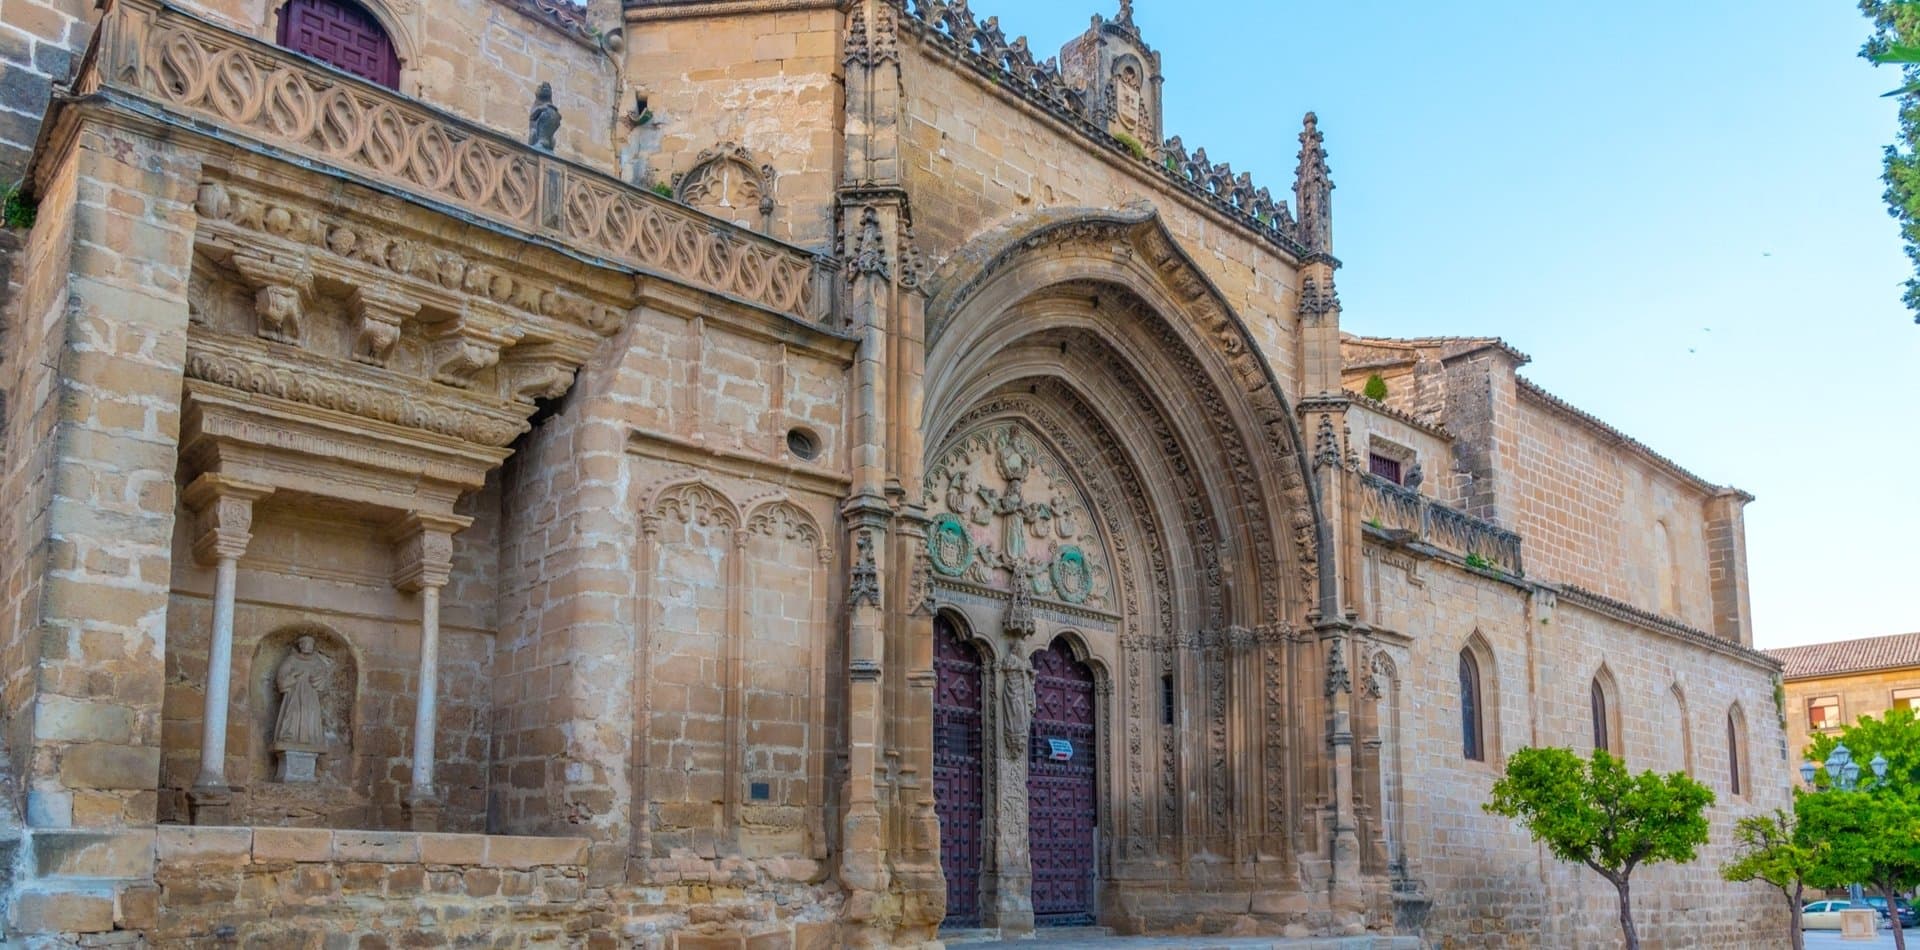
1514, 376, 1747, 501
1552, 584, 1781, 673
625, 0, 843, 21
496, 0, 602, 48
1344, 390, 1450, 441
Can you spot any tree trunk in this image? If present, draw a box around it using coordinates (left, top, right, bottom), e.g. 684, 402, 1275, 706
1787, 883, 1804, 950
1882, 881, 1908, 950
1615, 875, 1638, 950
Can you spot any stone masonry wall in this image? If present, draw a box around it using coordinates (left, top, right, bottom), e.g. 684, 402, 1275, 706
144, 826, 596, 946
621, 4, 844, 249
896, 36, 1306, 397
1506, 389, 1717, 631
0, 0, 88, 183
1364, 544, 1788, 948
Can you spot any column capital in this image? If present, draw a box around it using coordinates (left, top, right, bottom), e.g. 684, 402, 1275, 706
388, 511, 472, 592
182, 473, 274, 565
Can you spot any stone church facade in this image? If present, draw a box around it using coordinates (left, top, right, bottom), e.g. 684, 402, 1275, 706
0, 0, 1788, 945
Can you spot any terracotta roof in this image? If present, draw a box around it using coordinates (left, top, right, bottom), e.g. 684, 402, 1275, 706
1769, 632, 1920, 680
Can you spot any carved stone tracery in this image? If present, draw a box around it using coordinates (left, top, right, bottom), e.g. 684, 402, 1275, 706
673, 142, 776, 231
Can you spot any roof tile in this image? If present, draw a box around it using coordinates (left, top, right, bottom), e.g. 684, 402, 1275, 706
1769, 632, 1920, 680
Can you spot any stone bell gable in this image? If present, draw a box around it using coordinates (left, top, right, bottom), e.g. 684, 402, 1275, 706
0, 0, 1785, 947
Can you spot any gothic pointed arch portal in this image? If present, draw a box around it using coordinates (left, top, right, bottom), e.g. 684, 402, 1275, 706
918, 207, 1327, 933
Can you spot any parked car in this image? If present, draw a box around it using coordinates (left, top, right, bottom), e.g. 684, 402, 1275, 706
1803, 900, 1859, 931
1859, 895, 1920, 928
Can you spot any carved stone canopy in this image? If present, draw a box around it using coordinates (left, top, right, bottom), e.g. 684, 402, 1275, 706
181, 173, 627, 526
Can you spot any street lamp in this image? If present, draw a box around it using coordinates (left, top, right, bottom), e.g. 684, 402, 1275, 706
1802, 743, 1895, 912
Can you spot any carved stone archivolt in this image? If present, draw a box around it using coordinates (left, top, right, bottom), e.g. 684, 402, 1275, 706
674, 142, 776, 231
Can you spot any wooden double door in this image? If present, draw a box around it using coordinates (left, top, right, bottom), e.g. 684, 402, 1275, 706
933, 620, 1097, 928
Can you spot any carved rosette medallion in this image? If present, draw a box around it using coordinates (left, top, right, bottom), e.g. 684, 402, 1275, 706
924, 422, 1112, 612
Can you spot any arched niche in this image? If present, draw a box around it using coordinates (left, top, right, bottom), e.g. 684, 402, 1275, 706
674, 142, 776, 231
248, 622, 358, 788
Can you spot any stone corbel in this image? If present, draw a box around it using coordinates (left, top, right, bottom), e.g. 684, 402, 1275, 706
501, 343, 586, 403
429, 316, 524, 389
388, 511, 471, 592
230, 249, 313, 345
181, 473, 275, 565
348, 284, 420, 367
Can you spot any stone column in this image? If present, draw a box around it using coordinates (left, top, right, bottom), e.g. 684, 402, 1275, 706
390, 512, 469, 831
988, 642, 1036, 934
182, 474, 273, 825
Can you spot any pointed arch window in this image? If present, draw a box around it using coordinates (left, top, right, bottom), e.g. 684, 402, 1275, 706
1727, 712, 1742, 796
1459, 649, 1484, 761
277, 0, 401, 89
1591, 678, 1610, 753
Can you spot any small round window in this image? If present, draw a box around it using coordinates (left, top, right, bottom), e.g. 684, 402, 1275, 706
786, 427, 820, 461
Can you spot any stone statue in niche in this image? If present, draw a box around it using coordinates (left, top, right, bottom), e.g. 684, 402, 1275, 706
1000, 650, 1035, 758
273, 636, 333, 782
528, 82, 562, 152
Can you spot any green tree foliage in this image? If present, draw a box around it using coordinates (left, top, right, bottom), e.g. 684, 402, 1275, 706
1801, 789, 1920, 950
1801, 707, 1920, 950
1362, 372, 1388, 401
1860, 1, 1920, 321
1485, 747, 1714, 950
1805, 707, 1920, 784
1722, 805, 1815, 950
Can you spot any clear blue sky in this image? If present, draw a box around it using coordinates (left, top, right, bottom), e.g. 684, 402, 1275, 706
988, 2, 1920, 649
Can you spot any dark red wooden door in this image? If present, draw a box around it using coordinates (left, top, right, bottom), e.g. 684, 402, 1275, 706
1028, 639, 1097, 926
933, 617, 985, 927
277, 0, 400, 88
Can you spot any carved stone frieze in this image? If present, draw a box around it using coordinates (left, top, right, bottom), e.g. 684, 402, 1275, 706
196, 180, 627, 340
183, 341, 531, 448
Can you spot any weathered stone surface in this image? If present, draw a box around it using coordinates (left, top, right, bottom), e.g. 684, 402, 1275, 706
0, 1, 1782, 948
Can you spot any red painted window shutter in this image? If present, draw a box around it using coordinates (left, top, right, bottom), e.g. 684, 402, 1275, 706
277, 0, 400, 89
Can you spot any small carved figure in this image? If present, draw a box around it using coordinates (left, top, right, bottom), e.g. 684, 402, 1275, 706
528, 82, 562, 151
1405, 460, 1424, 492
1000, 651, 1036, 758
274, 636, 332, 751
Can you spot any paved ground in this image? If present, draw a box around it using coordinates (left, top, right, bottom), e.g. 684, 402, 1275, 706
947, 936, 1418, 949
1807, 927, 1920, 949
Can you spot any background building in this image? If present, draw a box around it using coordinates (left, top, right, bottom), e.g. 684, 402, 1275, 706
0, 0, 1784, 945
1772, 631, 1920, 769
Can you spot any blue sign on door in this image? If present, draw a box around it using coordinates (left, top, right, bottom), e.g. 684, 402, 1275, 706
1047, 738, 1073, 761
